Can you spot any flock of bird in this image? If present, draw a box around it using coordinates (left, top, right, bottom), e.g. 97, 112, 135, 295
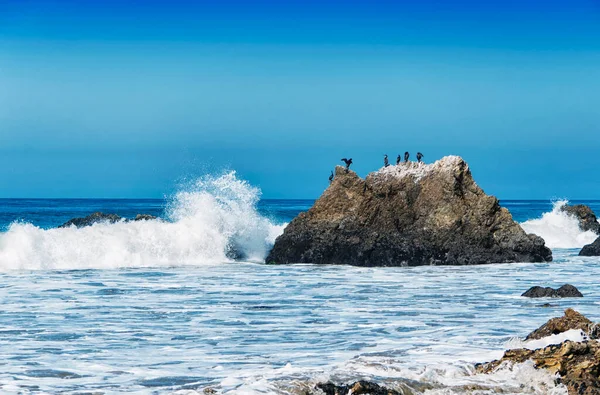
330, 152, 424, 182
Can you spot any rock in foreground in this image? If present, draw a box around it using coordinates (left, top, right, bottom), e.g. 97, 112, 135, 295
267, 156, 552, 266
477, 309, 600, 395
522, 284, 583, 298
580, 237, 600, 256
477, 341, 600, 395
525, 308, 597, 340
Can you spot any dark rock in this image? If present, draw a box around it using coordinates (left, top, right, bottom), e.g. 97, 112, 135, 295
266, 156, 552, 266
580, 237, 600, 256
59, 212, 123, 228
526, 308, 596, 341
60, 212, 159, 228
561, 204, 600, 235
315, 381, 402, 395
522, 284, 583, 298
133, 214, 157, 221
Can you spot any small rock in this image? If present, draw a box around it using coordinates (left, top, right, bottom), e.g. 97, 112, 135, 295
526, 308, 595, 340
133, 214, 157, 221
521, 284, 583, 298
315, 381, 402, 395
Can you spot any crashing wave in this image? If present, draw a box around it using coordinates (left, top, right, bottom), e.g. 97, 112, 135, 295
0, 171, 286, 271
520, 200, 598, 249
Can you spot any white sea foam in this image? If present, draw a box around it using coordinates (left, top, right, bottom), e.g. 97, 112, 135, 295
0, 171, 286, 271
520, 200, 598, 249
506, 329, 587, 351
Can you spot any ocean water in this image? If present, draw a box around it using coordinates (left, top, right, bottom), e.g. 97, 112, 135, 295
1, 173, 600, 394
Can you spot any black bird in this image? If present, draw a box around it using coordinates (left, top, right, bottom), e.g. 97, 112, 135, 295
404, 151, 410, 162
416, 152, 424, 163
341, 158, 353, 170
384, 154, 389, 167
328, 171, 334, 183
396, 155, 401, 165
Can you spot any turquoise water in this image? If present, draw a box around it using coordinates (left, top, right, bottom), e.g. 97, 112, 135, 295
0, 188, 599, 394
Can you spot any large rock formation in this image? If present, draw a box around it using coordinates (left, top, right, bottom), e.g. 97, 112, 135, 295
561, 204, 600, 235
267, 156, 552, 266
477, 309, 600, 395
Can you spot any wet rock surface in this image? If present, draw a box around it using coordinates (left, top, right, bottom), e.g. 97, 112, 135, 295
522, 284, 583, 298
477, 309, 600, 395
267, 156, 552, 266
59, 212, 158, 228
561, 204, 600, 235
314, 381, 403, 395
580, 237, 600, 256
526, 308, 598, 341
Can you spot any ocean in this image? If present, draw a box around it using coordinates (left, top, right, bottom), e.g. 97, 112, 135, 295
1, 172, 599, 394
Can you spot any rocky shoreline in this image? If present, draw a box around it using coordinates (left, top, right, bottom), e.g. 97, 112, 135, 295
310, 309, 600, 395
268, 156, 552, 266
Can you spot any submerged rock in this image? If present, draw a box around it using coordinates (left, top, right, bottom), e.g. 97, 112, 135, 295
580, 237, 600, 256
133, 214, 157, 221
522, 284, 583, 298
526, 308, 598, 341
59, 212, 158, 228
267, 156, 552, 266
59, 212, 123, 228
477, 309, 600, 395
561, 204, 600, 235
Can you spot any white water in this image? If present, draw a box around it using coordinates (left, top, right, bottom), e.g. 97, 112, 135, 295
520, 200, 598, 249
0, 172, 285, 271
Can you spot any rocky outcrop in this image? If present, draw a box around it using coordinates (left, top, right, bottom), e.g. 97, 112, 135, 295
561, 204, 600, 235
580, 237, 600, 256
477, 341, 600, 395
522, 284, 583, 298
477, 309, 600, 395
526, 308, 598, 340
267, 156, 552, 266
59, 212, 158, 228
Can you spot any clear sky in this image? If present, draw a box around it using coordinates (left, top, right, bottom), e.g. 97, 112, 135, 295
1, 0, 599, 199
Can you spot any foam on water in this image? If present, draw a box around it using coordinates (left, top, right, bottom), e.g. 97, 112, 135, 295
520, 200, 598, 249
0, 171, 285, 271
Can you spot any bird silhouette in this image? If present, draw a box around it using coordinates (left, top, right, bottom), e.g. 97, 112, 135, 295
328, 171, 334, 183
416, 152, 424, 163
341, 158, 353, 170
404, 151, 410, 162
396, 155, 401, 165
384, 154, 389, 167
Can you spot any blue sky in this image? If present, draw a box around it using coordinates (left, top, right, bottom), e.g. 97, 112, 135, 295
1, 0, 599, 199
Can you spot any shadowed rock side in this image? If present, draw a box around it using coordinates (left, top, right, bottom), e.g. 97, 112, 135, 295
580, 237, 600, 256
561, 204, 600, 235
267, 156, 552, 266
477, 309, 600, 395
59, 212, 158, 228
522, 284, 583, 298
